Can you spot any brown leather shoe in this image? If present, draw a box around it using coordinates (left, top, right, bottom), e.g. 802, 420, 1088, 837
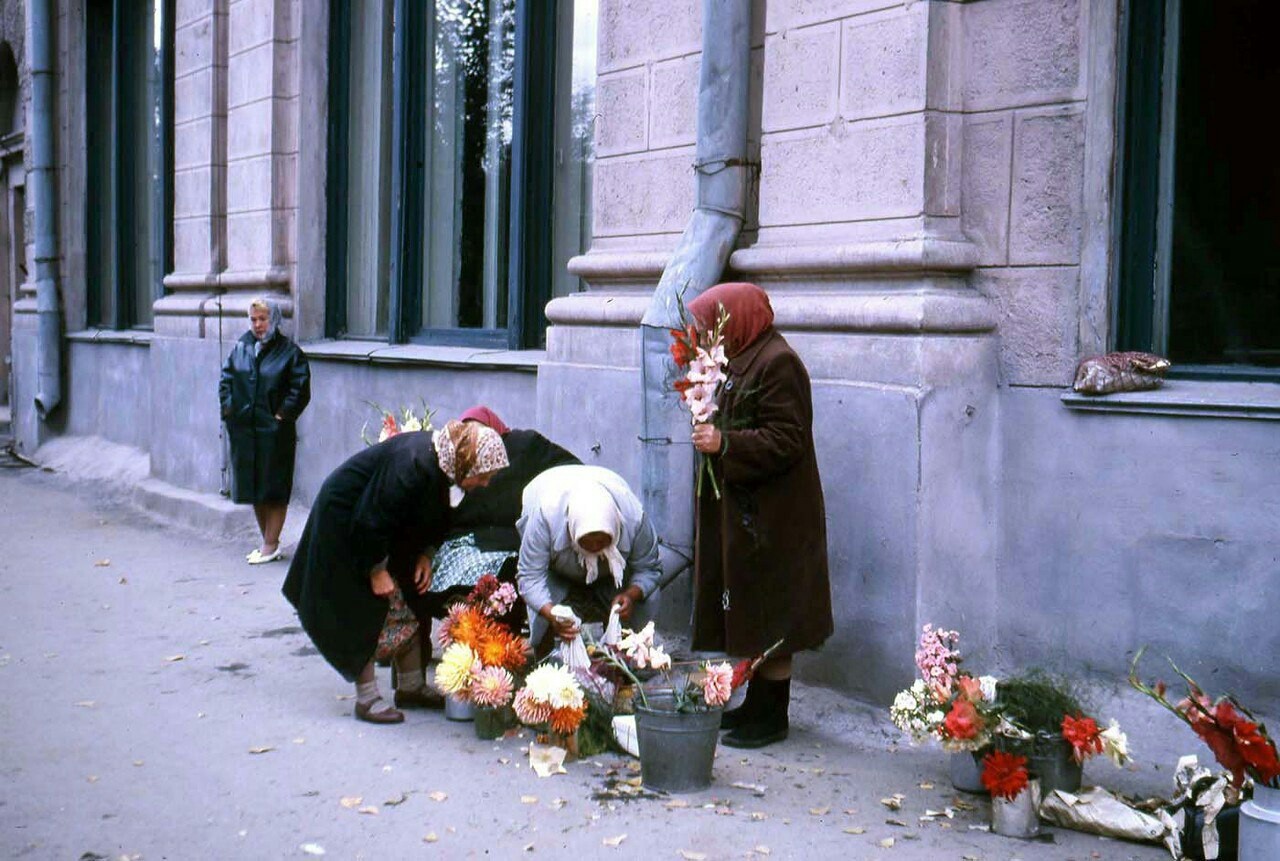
354, 698, 404, 724
394, 687, 445, 710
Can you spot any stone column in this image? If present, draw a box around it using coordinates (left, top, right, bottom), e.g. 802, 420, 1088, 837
221, 0, 296, 316
554, 0, 1000, 700
157, 0, 228, 337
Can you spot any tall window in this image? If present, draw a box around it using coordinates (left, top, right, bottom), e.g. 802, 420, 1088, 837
1116, 0, 1280, 374
86, 0, 174, 330
328, 0, 596, 347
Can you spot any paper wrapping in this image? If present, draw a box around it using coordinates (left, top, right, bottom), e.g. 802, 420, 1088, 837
1039, 786, 1168, 843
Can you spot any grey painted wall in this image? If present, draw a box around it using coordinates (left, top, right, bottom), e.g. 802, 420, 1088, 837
998, 387, 1280, 708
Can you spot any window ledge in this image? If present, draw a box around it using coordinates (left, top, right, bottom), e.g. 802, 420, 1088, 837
299, 339, 544, 372
66, 329, 154, 346
1061, 379, 1280, 421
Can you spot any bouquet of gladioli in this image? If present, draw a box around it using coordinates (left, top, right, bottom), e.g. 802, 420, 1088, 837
360, 399, 436, 446
669, 299, 730, 499
890, 624, 999, 749
1130, 647, 1280, 788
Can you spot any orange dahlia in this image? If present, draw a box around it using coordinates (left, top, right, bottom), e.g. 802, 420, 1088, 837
548, 704, 586, 736
450, 607, 496, 650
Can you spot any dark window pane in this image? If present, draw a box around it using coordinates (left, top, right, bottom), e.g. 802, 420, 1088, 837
1167, 0, 1280, 367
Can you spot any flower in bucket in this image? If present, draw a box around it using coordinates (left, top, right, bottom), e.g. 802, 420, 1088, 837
981, 750, 1030, 801
435, 643, 481, 702
1061, 714, 1104, 764
360, 399, 436, 446
470, 665, 516, 708
514, 663, 588, 737
1130, 646, 1280, 788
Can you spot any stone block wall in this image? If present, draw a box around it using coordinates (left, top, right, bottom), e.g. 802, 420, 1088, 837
959, 0, 1090, 387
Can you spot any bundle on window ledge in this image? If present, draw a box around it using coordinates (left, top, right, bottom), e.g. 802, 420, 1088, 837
1073, 351, 1172, 395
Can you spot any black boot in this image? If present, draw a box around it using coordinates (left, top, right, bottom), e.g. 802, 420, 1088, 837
720, 679, 761, 730
722, 677, 789, 749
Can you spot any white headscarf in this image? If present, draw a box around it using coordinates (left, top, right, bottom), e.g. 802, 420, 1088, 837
519, 465, 645, 589
249, 296, 283, 356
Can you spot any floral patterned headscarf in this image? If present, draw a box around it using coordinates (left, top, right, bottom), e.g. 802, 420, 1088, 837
433, 420, 508, 485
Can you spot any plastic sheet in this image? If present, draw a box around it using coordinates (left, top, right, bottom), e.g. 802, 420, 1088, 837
551, 605, 591, 672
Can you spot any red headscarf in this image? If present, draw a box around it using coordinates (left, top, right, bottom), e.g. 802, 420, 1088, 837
686, 282, 775, 358
460, 406, 511, 436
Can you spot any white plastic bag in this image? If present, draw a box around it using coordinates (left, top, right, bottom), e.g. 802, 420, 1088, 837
602, 604, 623, 647
551, 604, 591, 672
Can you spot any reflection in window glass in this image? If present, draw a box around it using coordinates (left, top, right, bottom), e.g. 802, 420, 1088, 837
423, 0, 516, 330
552, 0, 597, 300
344, 0, 394, 337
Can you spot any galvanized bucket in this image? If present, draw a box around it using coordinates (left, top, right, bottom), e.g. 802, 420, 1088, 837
1027, 736, 1082, 795
634, 691, 722, 793
950, 751, 986, 793
444, 696, 475, 722
1241, 784, 1280, 861
991, 779, 1042, 839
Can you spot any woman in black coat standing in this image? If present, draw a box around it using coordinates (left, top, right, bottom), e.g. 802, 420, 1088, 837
219, 297, 311, 564
283, 420, 509, 724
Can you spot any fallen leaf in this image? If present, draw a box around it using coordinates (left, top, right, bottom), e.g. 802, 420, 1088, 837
87, 775, 99, 783
427, 790, 448, 802
292, 738, 305, 744
878, 837, 895, 848
886, 818, 908, 827
248, 746, 274, 755
335, 694, 354, 701
879, 794, 905, 810
750, 812, 767, 821
132, 760, 144, 767
423, 834, 438, 844
498, 757, 510, 765
74, 701, 96, 708
118, 578, 128, 585
844, 827, 866, 835
602, 834, 627, 847
678, 852, 707, 861
339, 797, 362, 809
809, 806, 830, 816
754, 848, 771, 857
163, 655, 185, 663
731, 781, 767, 795
549, 798, 567, 810
384, 793, 408, 806
952, 799, 977, 812
356, 806, 378, 816
523, 844, 534, 852
624, 777, 642, 788
843, 808, 858, 815
967, 824, 990, 832
918, 781, 935, 790
521, 795, 538, 804
962, 856, 980, 861
95, 559, 111, 567
196, 712, 206, 719
300, 844, 326, 856
664, 799, 689, 809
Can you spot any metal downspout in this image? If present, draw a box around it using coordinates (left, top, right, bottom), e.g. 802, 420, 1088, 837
640, 0, 752, 589
28, 0, 62, 418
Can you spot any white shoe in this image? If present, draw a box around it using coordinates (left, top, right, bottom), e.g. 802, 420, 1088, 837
248, 547, 284, 565
245, 548, 260, 561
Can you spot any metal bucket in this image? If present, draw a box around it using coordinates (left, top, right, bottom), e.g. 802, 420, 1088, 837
1027, 737, 1082, 795
991, 779, 1042, 839
474, 705, 513, 740
444, 696, 475, 722
950, 751, 986, 793
1241, 784, 1280, 861
634, 691, 722, 793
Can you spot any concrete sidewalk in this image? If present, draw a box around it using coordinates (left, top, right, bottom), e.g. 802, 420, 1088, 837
0, 470, 1171, 860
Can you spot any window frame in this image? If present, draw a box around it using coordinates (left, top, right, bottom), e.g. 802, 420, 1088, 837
326, 0, 558, 350
1113, 0, 1280, 380
85, 0, 174, 331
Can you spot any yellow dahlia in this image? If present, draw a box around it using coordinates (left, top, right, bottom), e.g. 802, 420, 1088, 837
434, 643, 478, 695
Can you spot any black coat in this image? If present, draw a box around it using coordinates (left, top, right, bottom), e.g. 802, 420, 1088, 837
447, 430, 580, 552
282, 432, 451, 681
219, 332, 311, 504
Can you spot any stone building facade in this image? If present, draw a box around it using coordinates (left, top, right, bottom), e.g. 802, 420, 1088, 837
3, 0, 1277, 708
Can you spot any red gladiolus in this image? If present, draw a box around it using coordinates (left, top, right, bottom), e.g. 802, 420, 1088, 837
730, 658, 754, 690
944, 698, 983, 741
673, 378, 693, 394
381, 413, 399, 439
982, 750, 1030, 801
1062, 714, 1104, 764
669, 327, 698, 367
